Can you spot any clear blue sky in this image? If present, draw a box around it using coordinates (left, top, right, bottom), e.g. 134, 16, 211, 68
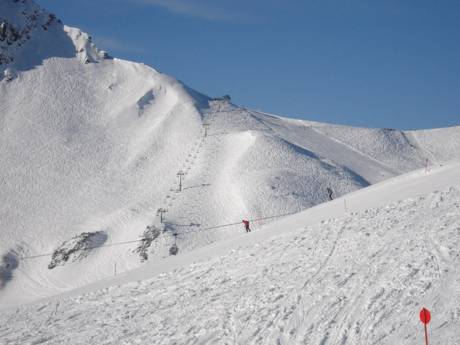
37, 0, 459, 129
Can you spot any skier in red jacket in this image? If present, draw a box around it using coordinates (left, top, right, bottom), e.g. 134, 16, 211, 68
242, 220, 251, 233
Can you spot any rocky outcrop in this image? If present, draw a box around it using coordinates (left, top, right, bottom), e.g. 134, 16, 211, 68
134, 226, 162, 261
0, 0, 109, 80
48, 231, 108, 269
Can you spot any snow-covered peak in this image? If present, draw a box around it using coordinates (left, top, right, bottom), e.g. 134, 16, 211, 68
0, 0, 107, 80
65, 26, 111, 63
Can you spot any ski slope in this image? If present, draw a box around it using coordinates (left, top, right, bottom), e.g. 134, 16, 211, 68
1, 163, 459, 344
1, 0, 460, 308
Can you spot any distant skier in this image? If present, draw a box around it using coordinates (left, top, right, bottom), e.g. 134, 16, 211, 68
242, 220, 251, 233
327, 187, 334, 201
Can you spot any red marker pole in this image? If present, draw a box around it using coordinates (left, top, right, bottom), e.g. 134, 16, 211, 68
424, 323, 428, 345
419, 308, 431, 345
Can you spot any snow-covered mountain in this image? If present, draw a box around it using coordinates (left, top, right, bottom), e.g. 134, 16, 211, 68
2, 163, 460, 345
0, 0, 106, 79
0, 0, 459, 309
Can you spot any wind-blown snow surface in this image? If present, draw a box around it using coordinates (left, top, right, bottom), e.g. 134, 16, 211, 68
1, 0, 460, 307
1, 164, 459, 345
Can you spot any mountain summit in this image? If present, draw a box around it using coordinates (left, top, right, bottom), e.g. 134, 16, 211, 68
0, 0, 106, 80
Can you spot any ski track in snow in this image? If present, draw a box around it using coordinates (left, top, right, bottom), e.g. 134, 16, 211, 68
1, 186, 460, 345
309, 126, 401, 176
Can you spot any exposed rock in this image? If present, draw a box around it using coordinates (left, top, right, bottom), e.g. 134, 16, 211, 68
134, 225, 161, 262
0, 0, 108, 79
48, 231, 108, 269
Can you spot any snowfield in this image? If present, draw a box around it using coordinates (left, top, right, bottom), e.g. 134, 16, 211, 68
1, 164, 459, 345
2, 61, 459, 306
1, 1, 460, 343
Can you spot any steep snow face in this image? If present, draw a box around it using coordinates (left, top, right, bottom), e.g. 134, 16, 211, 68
1, 165, 459, 345
1, 0, 460, 307
0, 0, 105, 80
0, 56, 205, 303
0, 0, 207, 303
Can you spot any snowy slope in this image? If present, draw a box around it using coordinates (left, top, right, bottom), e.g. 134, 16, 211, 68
1, 163, 459, 344
1, 0, 460, 308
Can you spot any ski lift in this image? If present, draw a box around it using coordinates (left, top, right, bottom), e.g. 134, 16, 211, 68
169, 233, 179, 256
